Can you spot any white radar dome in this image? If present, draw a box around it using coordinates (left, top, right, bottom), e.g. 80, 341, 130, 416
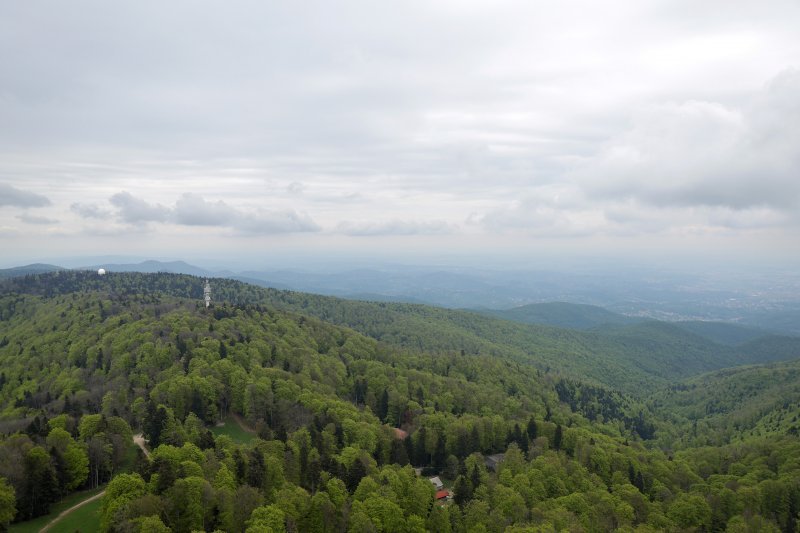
97, 268, 106, 276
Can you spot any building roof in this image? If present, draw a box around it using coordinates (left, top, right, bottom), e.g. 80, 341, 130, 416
486, 453, 505, 464
485, 453, 506, 471
393, 428, 408, 440
428, 476, 444, 488
436, 490, 450, 500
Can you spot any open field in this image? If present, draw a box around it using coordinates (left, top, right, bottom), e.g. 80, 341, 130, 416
211, 415, 256, 444
9, 486, 104, 533
45, 496, 102, 533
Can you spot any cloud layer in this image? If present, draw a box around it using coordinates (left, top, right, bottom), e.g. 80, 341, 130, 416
73, 192, 320, 235
1, 1, 799, 265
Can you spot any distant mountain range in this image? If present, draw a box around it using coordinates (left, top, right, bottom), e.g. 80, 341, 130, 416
4, 269, 798, 397
0, 263, 65, 279
2, 259, 799, 336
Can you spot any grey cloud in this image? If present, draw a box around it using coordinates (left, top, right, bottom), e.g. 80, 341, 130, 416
71, 202, 112, 219
337, 219, 453, 236
16, 213, 58, 225
106, 191, 319, 234
172, 193, 320, 234
236, 210, 320, 235
2, 2, 799, 258
173, 193, 237, 226
287, 182, 304, 195
579, 69, 800, 210
109, 192, 170, 224
470, 184, 607, 237
0, 183, 51, 208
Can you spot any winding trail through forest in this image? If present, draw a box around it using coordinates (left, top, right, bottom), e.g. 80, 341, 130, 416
231, 413, 256, 434
132, 433, 151, 458
39, 434, 151, 532
39, 490, 105, 533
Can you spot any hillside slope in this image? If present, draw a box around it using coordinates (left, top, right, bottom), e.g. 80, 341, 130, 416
478, 301, 641, 330
1, 273, 799, 531
3, 271, 799, 396
650, 359, 800, 449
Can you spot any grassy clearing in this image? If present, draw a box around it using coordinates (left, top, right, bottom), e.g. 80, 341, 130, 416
211, 415, 256, 444
9, 486, 104, 533
121, 440, 143, 470
47, 496, 102, 533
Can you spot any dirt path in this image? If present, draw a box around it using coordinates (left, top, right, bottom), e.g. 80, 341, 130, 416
231, 413, 256, 434
133, 433, 151, 458
39, 434, 149, 532
39, 490, 105, 532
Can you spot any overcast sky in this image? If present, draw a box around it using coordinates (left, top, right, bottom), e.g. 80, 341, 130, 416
1, 0, 799, 269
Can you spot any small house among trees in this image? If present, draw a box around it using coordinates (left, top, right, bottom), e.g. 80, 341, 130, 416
485, 453, 505, 471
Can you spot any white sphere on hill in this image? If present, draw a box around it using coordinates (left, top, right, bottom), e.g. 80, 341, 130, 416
97, 268, 106, 276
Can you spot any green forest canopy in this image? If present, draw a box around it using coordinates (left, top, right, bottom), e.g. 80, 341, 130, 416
0, 271, 797, 532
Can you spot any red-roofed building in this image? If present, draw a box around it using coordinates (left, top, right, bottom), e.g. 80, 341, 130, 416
436, 490, 450, 501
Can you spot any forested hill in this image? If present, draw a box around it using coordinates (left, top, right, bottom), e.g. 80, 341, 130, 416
479, 301, 782, 347
477, 301, 641, 329
649, 359, 800, 449
0, 263, 63, 279
4, 271, 799, 396
1, 272, 799, 531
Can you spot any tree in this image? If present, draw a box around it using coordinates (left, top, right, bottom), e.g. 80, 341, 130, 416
667, 493, 712, 531
378, 389, 390, 423
526, 417, 538, 441
247, 504, 286, 532
308, 492, 337, 533
47, 428, 89, 491
247, 448, 266, 489
0, 477, 16, 529
19, 446, 58, 520
143, 402, 168, 448
433, 434, 447, 468
100, 473, 147, 532
164, 476, 213, 532
413, 427, 428, 466
390, 438, 409, 466
347, 458, 367, 493
453, 475, 473, 507
134, 515, 171, 533
231, 485, 264, 533
427, 505, 452, 533
553, 424, 563, 451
